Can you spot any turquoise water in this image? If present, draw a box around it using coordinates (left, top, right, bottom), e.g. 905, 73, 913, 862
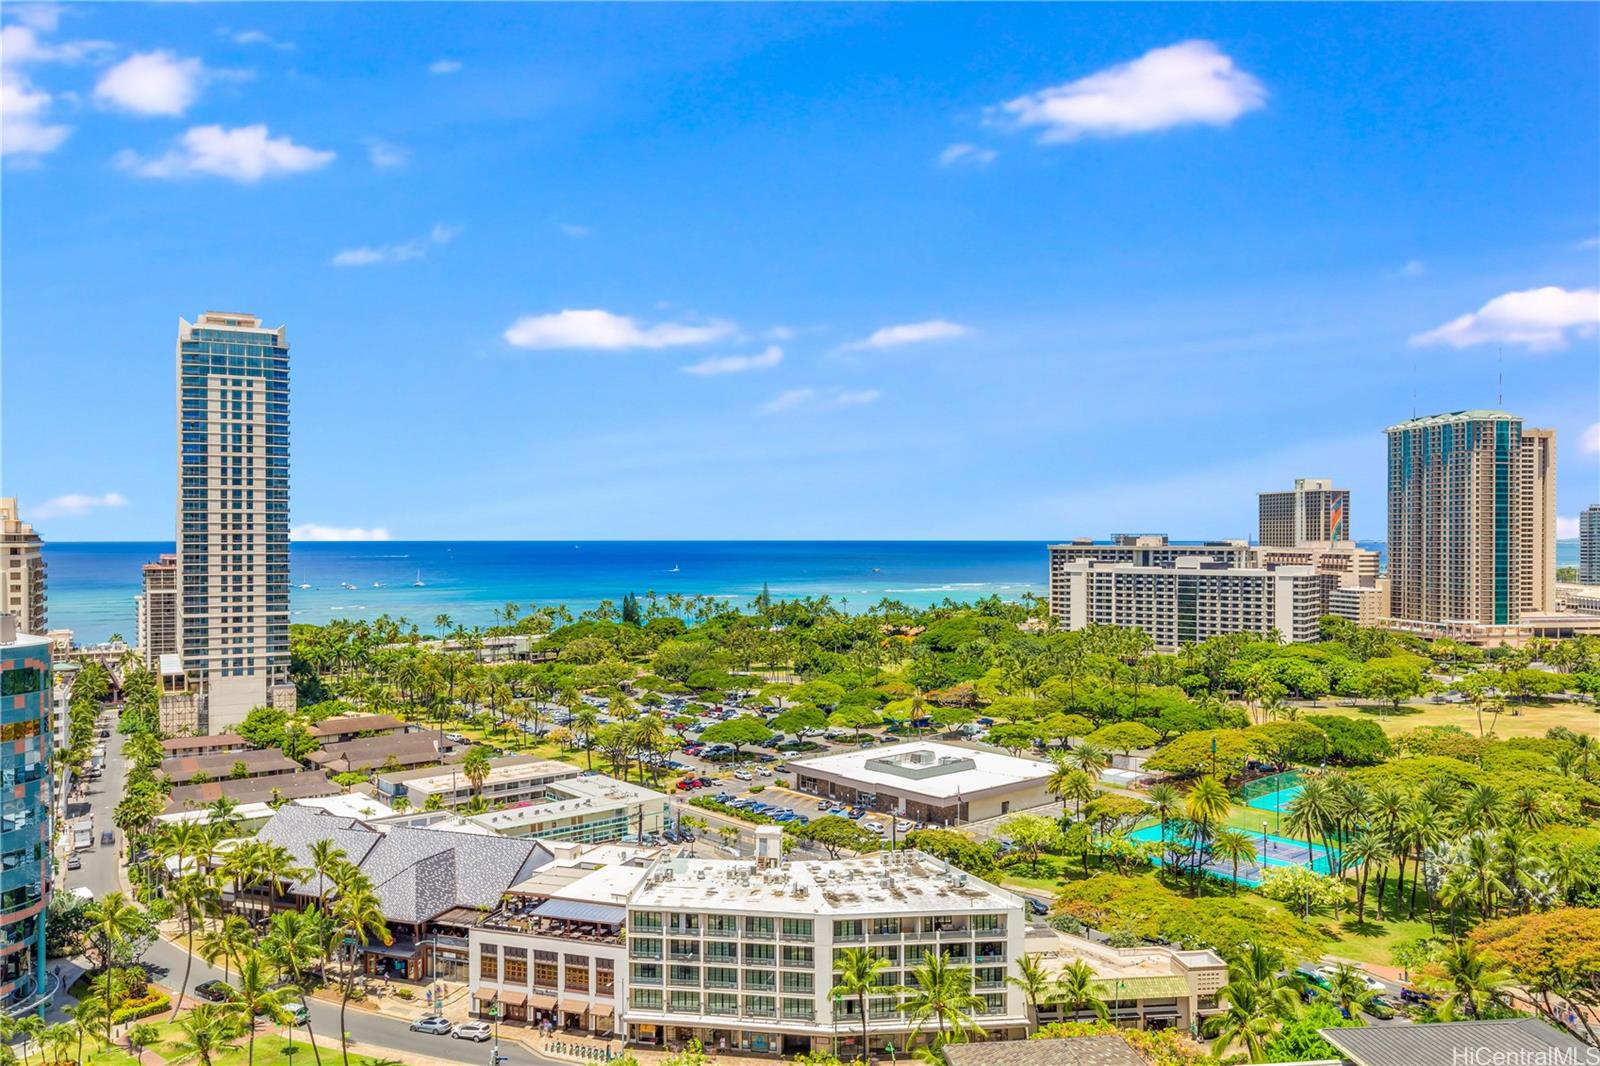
44, 540, 1050, 644
1128, 823, 1340, 884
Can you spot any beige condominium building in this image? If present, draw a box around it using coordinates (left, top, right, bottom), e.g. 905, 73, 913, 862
1049, 534, 1252, 573
1050, 551, 1322, 651
1258, 478, 1351, 548
175, 312, 293, 732
1251, 544, 1386, 624
136, 553, 179, 665
1386, 411, 1555, 625
0, 498, 47, 635
620, 836, 1029, 1058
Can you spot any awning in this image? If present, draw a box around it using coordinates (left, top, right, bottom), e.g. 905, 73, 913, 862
590, 1003, 615, 1018
559, 998, 589, 1014
360, 941, 421, 959
476, 989, 501, 1004
497, 989, 529, 1007
530, 899, 626, 925
529, 992, 558, 1010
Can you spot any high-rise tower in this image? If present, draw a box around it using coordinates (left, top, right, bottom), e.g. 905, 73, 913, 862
1582, 504, 1600, 585
1257, 478, 1351, 548
1386, 410, 1555, 625
176, 312, 291, 732
0, 498, 47, 634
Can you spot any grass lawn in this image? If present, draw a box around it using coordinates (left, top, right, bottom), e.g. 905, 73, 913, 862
79, 1022, 402, 1065
1303, 697, 1598, 739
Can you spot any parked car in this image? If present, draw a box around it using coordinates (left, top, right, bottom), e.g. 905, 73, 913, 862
453, 1021, 493, 1042
286, 1003, 310, 1026
894, 819, 914, 833
100, 831, 115, 846
1026, 897, 1048, 917
411, 1015, 453, 1035
195, 980, 233, 1002
732, 769, 752, 781
755, 767, 774, 778
66, 853, 81, 871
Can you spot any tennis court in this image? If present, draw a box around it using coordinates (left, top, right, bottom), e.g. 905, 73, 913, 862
1128, 822, 1340, 885
1240, 770, 1304, 813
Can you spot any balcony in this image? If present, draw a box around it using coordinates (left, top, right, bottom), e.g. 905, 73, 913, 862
743, 1007, 777, 1019
669, 951, 701, 962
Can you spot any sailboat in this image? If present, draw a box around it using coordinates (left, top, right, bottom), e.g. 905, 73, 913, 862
413, 569, 426, 587
669, 564, 681, 573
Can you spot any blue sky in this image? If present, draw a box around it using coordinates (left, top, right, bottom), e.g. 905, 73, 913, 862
3, 2, 1597, 542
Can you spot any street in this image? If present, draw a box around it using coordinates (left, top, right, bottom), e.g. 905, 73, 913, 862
55, 719, 562, 1066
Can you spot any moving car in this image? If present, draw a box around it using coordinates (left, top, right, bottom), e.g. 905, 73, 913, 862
195, 980, 233, 1002
66, 853, 81, 871
410, 1015, 452, 1034
453, 1021, 493, 1042
287, 1003, 310, 1026
101, 831, 115, 847
1026, 898, 1049, 917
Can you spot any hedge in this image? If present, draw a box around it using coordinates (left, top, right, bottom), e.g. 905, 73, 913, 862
688, 797, 777, 826
113, 990, 171, 1024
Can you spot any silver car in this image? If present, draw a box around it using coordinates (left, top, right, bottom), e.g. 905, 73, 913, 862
409, 1016, 452, 1035
453, 1021, 493, 1042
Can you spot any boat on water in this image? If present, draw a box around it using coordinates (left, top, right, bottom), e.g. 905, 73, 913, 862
297, 583, 312, 590
372, 581, 385, 588
413, 569, 425, 587
340, 581, 358, 591
669, 564, 681, 573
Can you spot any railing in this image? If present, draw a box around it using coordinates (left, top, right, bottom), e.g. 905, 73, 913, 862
743, 1006, 777, 1019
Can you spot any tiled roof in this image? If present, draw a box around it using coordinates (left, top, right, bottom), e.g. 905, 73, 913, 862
309, 714, 408, 738
942, 1036, 1144, 1066
1320, 1020, 1588, 1066
165, 771, 341, 813
252, 804, 383, 899
309, 732, 443, 772
160, 748, 299, 783
161, 734, 246, 753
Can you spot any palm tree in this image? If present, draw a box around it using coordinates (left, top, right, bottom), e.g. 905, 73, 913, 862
1435, 940, 1512, 1020
1053, 959, 1109, 1021
1006, 953, 1052, 1034
233, 949, 301, 1066
169, 871, 219, 1017
7, 1013, 44, 1066
1210, 828, 1258, 893
84, 891, 147, 974
307, 840, 348, 914
900, 950, 986, 1044
333, 882, 391, 1066
1183, 776, 1232, 890
172, 1002, 242, 1066
200, 914, 255, 985
262, 909, 329, 1066
41, 1024, 74, 1066
832, 947, 898, 1056
1064, 740, 1108, 776
66, 996, 106, 1064
256, 842, 308, 916
461, 746, 492, 798
1284, 778, 1336, 874
1464, 833, 1509, 919
1323, 963, 1375, 1019
1205, 978, 1278, 1063
1344, 831, 1391, 925
1146, 782, 1180, 845
571, 706, 600, 769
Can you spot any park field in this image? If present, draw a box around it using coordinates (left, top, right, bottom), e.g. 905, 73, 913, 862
1299, 697, 1599, 739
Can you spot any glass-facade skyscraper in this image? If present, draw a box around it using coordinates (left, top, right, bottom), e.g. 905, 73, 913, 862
0, 615, 52, 1012
1386, 410, 1556, 625
177, 312, 291, 732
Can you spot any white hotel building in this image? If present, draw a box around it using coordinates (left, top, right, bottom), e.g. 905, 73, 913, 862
469, 830, 1029, 1058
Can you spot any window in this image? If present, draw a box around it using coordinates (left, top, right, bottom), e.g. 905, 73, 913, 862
973, 914, 1004, 933
745, 916, 774, 939
478, 949, 498, 981
630, 938, 663, 961
504, 946, 528, 984
706, 966, 739, 989
632, 989, 662, 1011
743, 970, 775, 992
781, 918, 813, 940
631, 912, 663, 934
1, 667, 42, 696
669, 991, 700, 1014
596, 959, 615, 996
565, 955, 590, 991
782, 972, 813, 994
743, 944, 775, 966
781, 946, 814, 968
670, 965, 701, 987
707, 992, 738, 1016
782, 997, 814, 1020
833, 920, 863, 942
533, 950, 557, 989
630, 964, 661, 985
743, 995, 775, 1018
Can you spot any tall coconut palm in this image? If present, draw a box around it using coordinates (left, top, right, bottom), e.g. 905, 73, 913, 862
460, 745, 492, 798
1323, 963, 1375, 1019
900, 951, 986, 1044
1210, 828, 1258, 893
171, 1002, 241, 1066
262, 909, 329, 1066
169, 872, 219, 1018
83, 891, 147, 975
1204, 979, 1278, 1063
1146, 782, 1180, 845
1183, 777, 1232, 890
1464, 833, 1509, 920
1064, 740, 1108, 776
232, 949, 300, 1066
199, 914, 254, 985
571, 706, 601, 769
1053, 959, 1109, 1021
307, 840, 348, 914
1006, 953, 1052, 1034
1284, 778, 1336, 874
256, 842, 308, 918
333, 882, 391, 1066
832, 947, 899, 1057
1344, 831, 1392, 925
1435, 940, 1511, 1021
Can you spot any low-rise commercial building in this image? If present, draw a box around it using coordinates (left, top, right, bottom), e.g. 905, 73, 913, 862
1025, 928, 1226, 1032
307, 714, 410, 743
160, 733, 250, 757
164, 769, 341, 813
307, 731, 450, 775
467, 774, 669, 842
160, 747, 301, 785
792, 742, 1054, 825
379, 757, 582, 811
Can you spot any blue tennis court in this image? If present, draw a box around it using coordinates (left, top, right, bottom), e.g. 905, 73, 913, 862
1129, 823, 1340, 885
1241, 770, 1305, 813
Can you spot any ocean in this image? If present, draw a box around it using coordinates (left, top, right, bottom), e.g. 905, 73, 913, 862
43, 539, 1582, 645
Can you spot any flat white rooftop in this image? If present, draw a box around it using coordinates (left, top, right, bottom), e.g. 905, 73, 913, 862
467, 775, 664, 832
403, 758, 576, 794
629, 850, 1021, 915
790, 740, 1052, 799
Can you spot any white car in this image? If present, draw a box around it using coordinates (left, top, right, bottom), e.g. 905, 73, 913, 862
1316, 965, 1386, 993
895, 819, 914, 833
865, 821, 887, 834
755, 767, 774, 777
732, 769, 752, 781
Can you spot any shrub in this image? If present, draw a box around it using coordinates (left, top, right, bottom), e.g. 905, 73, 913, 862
395, 987, 415, 1000
112, 990, 170, 1024
688, 797, 777, 825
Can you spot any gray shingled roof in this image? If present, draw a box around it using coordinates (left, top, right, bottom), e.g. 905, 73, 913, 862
942, 1036, 1144, 1066
252, 806, 540, 925
1319, 1019, 1588, 1066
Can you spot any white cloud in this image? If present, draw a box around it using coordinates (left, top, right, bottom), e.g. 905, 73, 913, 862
331, 223, 459, 267
9, 5, 64, 33
1557, 516, 1580, 540
765, 325, 796, 341
363, 138, 408, 169
504, 309, 736, 351
1410, 286, 1600, 352
761, 388, 816, 414
1, 71, 70, 156
32, 492, 128, 519
222, 28, 294, 50
559, 223, 591, 238
115, 124, 334, 182
290, 524, 391, 542
843, 319, 970, 351
939, 143, 996, 168
428, 59, 462, 75
1579, 237, 1600, 250
94, 51, 207, 117
682, 346, 783, 376
0, 23, 112, 65
1580, 422, 1600, 456
996, 39, 1266, 143
1396, 259, 1426, 278
760, 387, 881, 414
